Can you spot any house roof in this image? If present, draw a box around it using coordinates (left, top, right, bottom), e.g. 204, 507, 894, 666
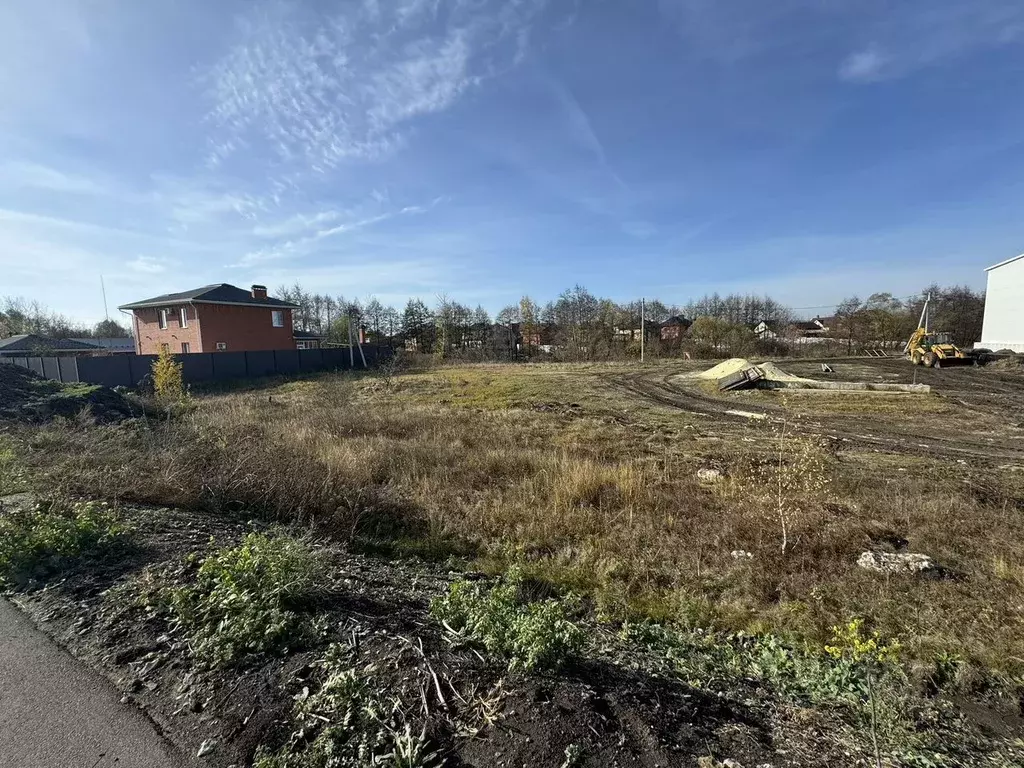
789, 321, 820, 332
119, 283, 299, 310
292, 330, 325, 340
986, 253, 1024, 271
69, 337, 134, 352
661, 315, 691, 327
0, 334, 101, 353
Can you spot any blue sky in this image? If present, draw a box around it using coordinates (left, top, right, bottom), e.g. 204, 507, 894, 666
2, 0, 1023, 323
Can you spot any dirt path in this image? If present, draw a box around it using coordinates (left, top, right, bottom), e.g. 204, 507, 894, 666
0, 598, 189, 768
609, 363, 1024, 465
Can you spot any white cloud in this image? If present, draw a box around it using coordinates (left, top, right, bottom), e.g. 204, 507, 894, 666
659, 1, 1024, 82
202, 0, 548, 174
0, 161, 109, 195
839, 4, 1024, 83
838, 48, 886, 83
127, 255, 169, 274
251, 210, 341, 238
234, 199, 439, 267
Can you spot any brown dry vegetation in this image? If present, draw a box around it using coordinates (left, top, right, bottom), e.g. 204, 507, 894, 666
11, 360, 1024, 700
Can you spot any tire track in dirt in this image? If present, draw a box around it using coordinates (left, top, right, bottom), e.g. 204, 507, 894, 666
609, 371, 1024, 465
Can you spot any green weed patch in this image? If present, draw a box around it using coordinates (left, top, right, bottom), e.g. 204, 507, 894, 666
431, 568, 583, 671
166, 532, 325, 667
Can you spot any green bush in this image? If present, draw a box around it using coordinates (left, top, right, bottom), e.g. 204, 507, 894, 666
166, 532, 323, 667
254, 644, 440, 768
0, 497, 125, 585
431, 568, 583, 671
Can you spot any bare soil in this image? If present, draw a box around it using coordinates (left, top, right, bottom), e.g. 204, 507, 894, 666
611, 357, 1024, 466
4, 499, 788, 768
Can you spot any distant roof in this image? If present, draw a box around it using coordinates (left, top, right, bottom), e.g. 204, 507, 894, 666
119, 283, 299, 310
0, 334, 101, 353
986, 253, 1024, 272
69, 337, 134, 351
790, 321, 820, 332
661, 315, 691, 327
292, 330, 326, 340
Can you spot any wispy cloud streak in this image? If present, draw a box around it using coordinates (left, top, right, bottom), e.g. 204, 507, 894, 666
203, 0, 549, 173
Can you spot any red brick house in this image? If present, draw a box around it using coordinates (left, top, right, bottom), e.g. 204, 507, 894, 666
659, 315, 692, 341
119, 284, 299, 355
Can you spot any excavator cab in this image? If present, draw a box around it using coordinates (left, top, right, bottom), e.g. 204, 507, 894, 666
904, 295, 972, 368
907, 329, 968, 367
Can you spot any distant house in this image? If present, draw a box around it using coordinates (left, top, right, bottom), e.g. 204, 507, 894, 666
785, 316, 832, 343
0, 334, 103, 358
292, 330, 326, 350
787, 320, 820, 337
69, 337, 135, 355
659, 315, 692, 341
752, 320, 780, 340
614, 320, 660, 342
119, 284, 299, 355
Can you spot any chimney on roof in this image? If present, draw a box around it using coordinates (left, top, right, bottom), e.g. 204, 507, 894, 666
251, 284, 267, 300
358, 325, 367, 345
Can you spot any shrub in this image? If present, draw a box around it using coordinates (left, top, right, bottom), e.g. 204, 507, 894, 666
254, 644, 440, 768
431, 568, 583, 671
152, 346, 185, 407
0, 497, 126, 585
166, 532, 324, 667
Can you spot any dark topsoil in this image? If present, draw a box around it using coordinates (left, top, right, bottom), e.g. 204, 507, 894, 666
0, 498, 823, 768
0, 364, 137, 423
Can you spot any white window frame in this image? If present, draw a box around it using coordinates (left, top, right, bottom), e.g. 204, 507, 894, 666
179, 306, 188, 328
181, 342, 190, 354
158, 308, 169, 330
271, 310, 285, 328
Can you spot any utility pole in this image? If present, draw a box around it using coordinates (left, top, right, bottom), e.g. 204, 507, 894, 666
347, 306, 355, 369
640, 297, 645, 363
100, 275, 109, 321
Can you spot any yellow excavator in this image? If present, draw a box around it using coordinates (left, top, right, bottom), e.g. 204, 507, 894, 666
904, 294, 971, 367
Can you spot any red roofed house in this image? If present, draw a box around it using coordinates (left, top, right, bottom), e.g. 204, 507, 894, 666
119, 284, 300, 355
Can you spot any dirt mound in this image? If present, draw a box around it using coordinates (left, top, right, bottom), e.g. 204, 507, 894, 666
686, 358, 815, 384
688, 358, 753, 380
758, 361, 816, 383
988, 355, 1024, 371
0, 364, 136, 423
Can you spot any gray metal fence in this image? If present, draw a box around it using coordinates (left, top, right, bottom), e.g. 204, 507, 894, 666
0, 346, 391, 388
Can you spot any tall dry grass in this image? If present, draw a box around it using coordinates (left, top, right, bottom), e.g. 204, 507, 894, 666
16, 373, 1024, 685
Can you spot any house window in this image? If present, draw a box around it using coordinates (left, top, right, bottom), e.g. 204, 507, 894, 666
271, 310, 285, 328
216, 342, 227, 351
158, 309, 169, 330
181, 342, 190, 354
160, 343, 170, 353
179, 307, 188, 328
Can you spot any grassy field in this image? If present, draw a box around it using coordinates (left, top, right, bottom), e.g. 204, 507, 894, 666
7, 358, 1024, 764
15, 362, 1024, 671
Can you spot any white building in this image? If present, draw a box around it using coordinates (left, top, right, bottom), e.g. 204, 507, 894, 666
979, 253, 1024, 353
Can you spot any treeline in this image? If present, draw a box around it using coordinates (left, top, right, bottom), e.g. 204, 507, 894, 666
277, 282, 983, 360
829, 286, 985, 351
0, 296, 131, 339
2, 282, 986, 361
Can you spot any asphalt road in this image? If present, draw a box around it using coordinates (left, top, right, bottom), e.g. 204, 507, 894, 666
0, 598, 187, 768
